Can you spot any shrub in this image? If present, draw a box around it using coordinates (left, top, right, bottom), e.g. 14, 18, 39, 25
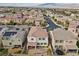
52, 16, 55, 19
0, 48, 5, 52
47, 48, 52, 55
15, 50, 21, 54
23, 50, 28, 54
6, 20, 17, 25
0, 49, 8, 56
76, 40, 79, 48
40, 20, 47, 27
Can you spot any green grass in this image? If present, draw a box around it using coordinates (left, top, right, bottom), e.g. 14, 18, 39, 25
0, 48, 5, 52
0, 48, 8, 56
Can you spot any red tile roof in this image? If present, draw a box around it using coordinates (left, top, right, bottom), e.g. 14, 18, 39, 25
28, 26, 48, 38
69, 20, 79, 28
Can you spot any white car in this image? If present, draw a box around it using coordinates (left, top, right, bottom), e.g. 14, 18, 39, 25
46, 24, 49, 27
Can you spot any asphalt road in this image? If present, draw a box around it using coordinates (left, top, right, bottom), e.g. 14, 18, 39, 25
44, 15, 61, 30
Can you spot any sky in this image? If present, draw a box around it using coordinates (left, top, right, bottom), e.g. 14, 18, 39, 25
0, 3, 41, 7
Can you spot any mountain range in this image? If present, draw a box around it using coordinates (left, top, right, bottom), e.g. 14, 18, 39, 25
0, 3, 79, 8
37, 3, 79, 8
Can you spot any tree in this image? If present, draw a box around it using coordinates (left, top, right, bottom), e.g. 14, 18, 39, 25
76, 40, 79, 48
52, 16, 55, 19
54, 19, 57, 22
25, 20, 35, 26
40, 20, 47, 27
0, 48, 8, 56
6, 20, 17, 25
65, 20, 69, 28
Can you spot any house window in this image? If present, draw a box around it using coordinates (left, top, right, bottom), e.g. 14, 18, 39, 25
55, 40, 59, 43
60, 40, 63, 43
41, 43, 43, 45
78, 34, 79, 37
42, 38, 45, 40
76, 29, 78, 32
2, 37, 4, 40
9, 42, 12, 45
16, 28, 19, 30
69, 41, 72, 43
37, 43, 40, 45
66, 41, 68, 42
59, 45, 63, 48
39, 38, 41, 40
44, 43, 47, 45
22, 28, 25, 31
55, 45, 58, 48
18, 40, 20, 41
31, 38, 34, 40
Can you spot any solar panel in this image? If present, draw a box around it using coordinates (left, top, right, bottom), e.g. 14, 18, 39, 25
3, 32, 17, 36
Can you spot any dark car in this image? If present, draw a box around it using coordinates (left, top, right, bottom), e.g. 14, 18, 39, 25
55, 49, 65, 55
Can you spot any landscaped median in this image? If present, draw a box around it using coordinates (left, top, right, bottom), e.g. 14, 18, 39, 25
51, 16, 64, 28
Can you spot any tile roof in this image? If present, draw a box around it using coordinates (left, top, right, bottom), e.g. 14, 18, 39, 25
53, 28, 76, 40
28, 26, 48, 38
69, 20, 79, 28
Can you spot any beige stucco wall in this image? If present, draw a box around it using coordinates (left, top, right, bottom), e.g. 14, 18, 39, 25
50, 31, 78, 51
27, 36, 48, 46
2, 37, 23, 48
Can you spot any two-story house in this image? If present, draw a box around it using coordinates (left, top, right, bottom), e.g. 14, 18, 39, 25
1, 27, 26, 49
50, 28, 78, 55
68, 20, 79, 37
27, 26, 48, 50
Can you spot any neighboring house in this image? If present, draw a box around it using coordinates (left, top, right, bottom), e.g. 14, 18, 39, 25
56, 15, 72, 25
50, 28, 78, 55
0, 26, 8, 47
35, 19, 41, 26
68, 20, 79, 37
0, 14, 5, 18
27, 26, 48, 50
0, 26, 8, 35
1, 26, 27, 48
35, 13, 44, 26
56, 15, 65, 22
76, 25, 79, 37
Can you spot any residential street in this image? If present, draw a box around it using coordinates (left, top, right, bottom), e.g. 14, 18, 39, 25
44, 15, 61, 30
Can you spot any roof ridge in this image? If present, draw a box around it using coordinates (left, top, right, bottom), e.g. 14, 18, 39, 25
31, 27, 41, 36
